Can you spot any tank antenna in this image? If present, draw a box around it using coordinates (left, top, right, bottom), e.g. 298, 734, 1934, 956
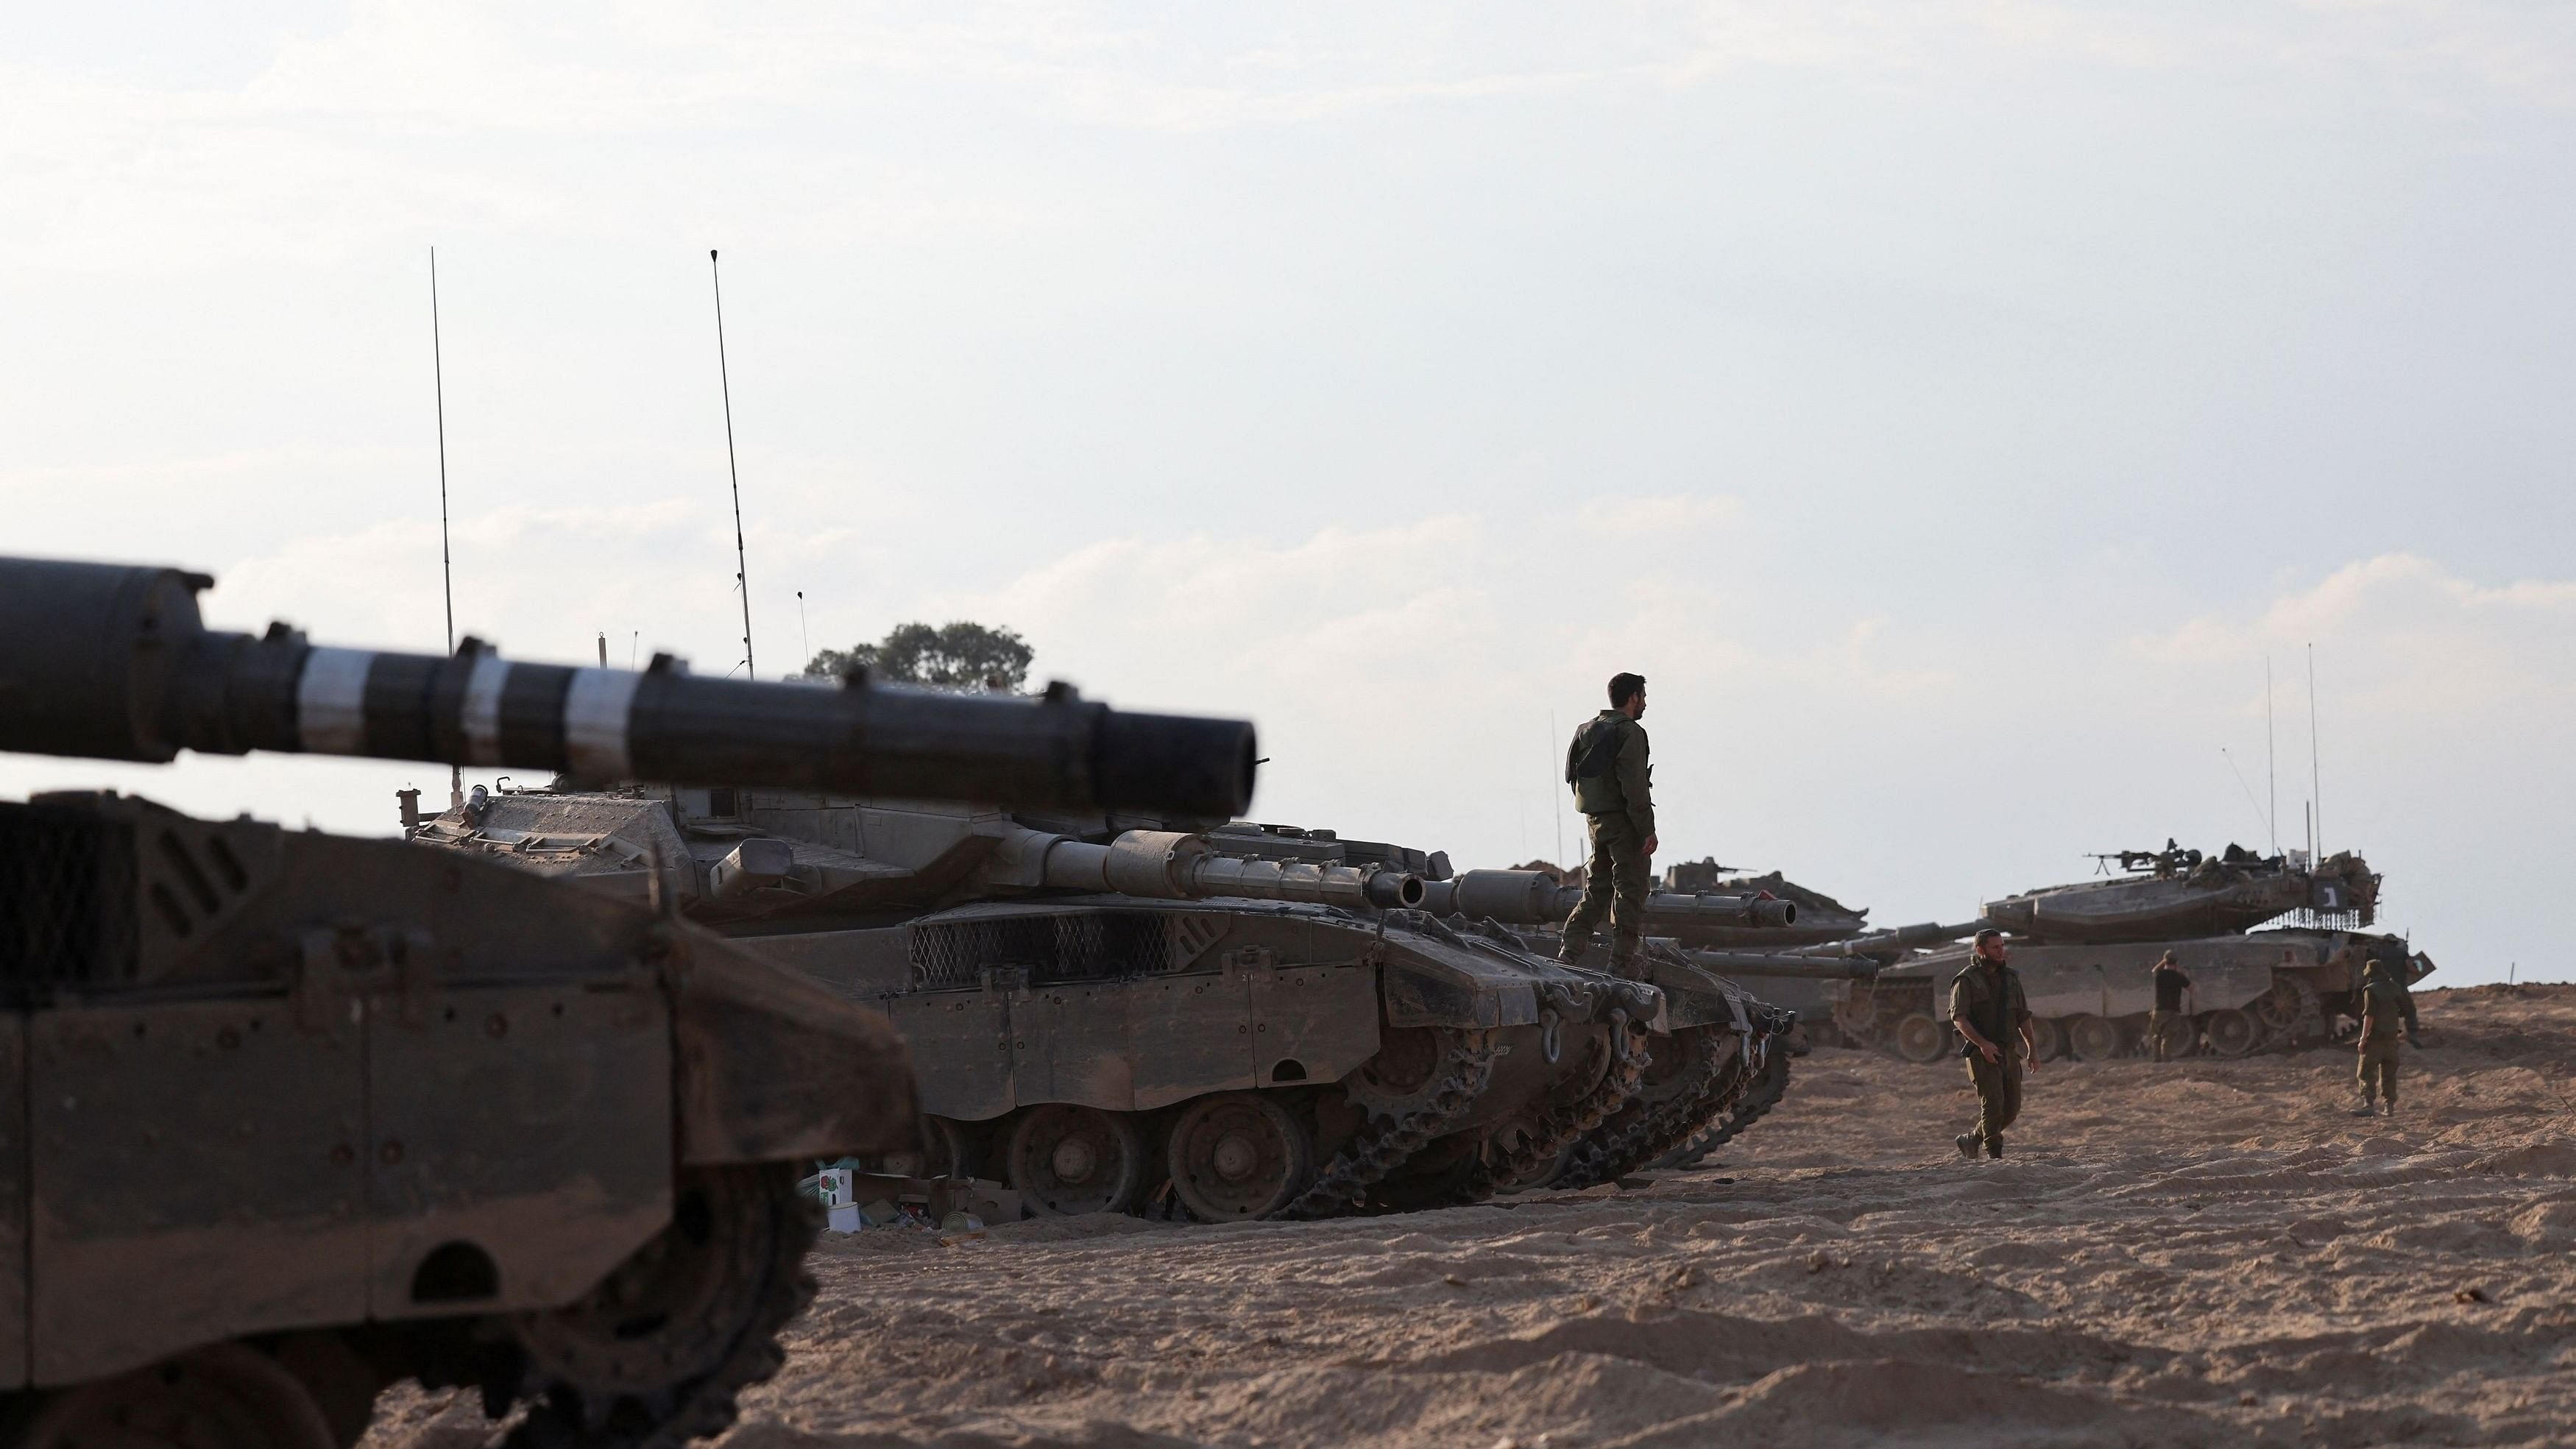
1548, 709, 1565, 870
2264, 655, 2277, 856
710, 248, 754, 680
2219, 748, 2268, 839
430, 245, 461, 812
796, 589, 810, 675
2307, 642, 2321, 860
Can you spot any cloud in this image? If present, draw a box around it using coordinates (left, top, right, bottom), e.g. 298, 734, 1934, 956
10, 1, 2575, 271
2136, 553, 2576, 720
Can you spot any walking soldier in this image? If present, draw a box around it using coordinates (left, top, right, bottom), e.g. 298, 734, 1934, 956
1951, 929, 2039, 1158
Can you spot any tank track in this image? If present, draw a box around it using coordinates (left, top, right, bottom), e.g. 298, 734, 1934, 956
1553, 1024, 1758, 1190
1459, 1009, 1650, 1202
1655, 1044, 1791, 1172
1280, 1030, 1496, 1220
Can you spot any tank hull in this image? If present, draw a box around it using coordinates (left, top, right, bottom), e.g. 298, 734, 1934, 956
740, 896, 1666, 1219
0, 792, 916, 1442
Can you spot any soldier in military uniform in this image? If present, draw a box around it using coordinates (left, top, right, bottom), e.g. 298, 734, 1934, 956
1560, 672, 1657, 979
2352, 957, 2408, 1117
1950, 929, 2039, 1158
2148, 950, 2197, 1061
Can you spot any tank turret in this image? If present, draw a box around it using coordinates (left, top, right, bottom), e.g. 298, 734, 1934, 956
1978, 841, 2377, 943
1655, 860, 1869, 945
1418, 869, 1797, 930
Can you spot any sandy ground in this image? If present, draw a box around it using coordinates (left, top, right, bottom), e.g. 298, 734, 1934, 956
372, 983, 2576, 1449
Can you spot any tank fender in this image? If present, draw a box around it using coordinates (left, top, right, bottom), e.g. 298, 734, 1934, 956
1377, 953, 1539, 1030
668, 929, 920, 1165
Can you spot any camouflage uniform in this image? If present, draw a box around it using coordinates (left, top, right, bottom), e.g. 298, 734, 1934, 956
1949, 959, 2030, 1158
1561, 708, 1655, 977
2354, 963, 2407, 1113
2148, 959, 2193, 1062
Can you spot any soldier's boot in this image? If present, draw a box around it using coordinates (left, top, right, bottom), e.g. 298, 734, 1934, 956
1556, 933, 1589, 966
2379, 1099, 2396, 1118
2348, 1094, 2377, 1116
1986, 1137, 2003, 1160
1953, 1133, 1978, 1159
1606, 931, 1648, 981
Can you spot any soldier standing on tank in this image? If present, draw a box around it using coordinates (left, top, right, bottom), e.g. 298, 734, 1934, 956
2351, 957, 2409, 1117
1560, 672, 1657, 979
2148, 950, 2197, 1061
1950, 929, 2039, 1159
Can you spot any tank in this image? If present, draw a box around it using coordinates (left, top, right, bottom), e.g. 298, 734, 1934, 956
1820, 842, 2433, 1063
0, 556, 1257, 1446
412, 793, 1801, 1219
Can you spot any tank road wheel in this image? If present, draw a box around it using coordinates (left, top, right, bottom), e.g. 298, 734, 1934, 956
2027, 1016, 2064, 1063
17, 1343, 337, 1449
2148, 1013, 2197, 1060
1167, 1092, 1314, 1221
506, 1163, 816, 1449
2202, 1008, 2260, 1059
1006, 1105, 1147, 1216
1892, 1013, 1951, 1064
2066, 1013, 2121, 1062
919, 1116, 983, 1180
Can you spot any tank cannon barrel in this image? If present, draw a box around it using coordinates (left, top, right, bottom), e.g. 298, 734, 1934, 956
0, 556, 1257, 817
1415, 869, 1796, 929
1031, 829, 1425, 910
1638, 888, 1798, 929
1681, 949, 1883, 980
1786, 920, 1978, 960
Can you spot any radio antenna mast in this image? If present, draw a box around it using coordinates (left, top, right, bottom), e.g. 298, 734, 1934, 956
1548, 709, 1565, 868
2265, 656, 2276, 855
710, 249, 754, 680
430, 246, 461, 811
2307, 642, 2322, 860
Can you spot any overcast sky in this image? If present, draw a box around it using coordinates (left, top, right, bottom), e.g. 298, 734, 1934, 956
5, 2, 2569, 984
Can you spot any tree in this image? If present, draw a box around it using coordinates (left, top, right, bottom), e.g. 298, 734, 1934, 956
799, 621, 1034, 692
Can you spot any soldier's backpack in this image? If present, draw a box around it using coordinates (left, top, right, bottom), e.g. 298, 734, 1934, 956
1567, 717, 1623, 784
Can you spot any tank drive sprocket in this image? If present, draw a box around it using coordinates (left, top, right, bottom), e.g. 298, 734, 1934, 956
503, 1163, 818, 1449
